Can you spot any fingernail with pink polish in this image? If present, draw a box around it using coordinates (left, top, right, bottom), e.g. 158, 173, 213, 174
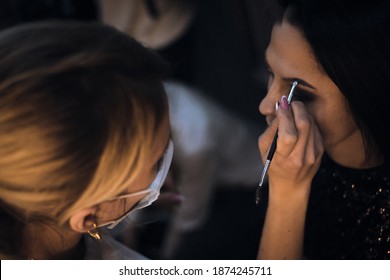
280, 96, 288, 110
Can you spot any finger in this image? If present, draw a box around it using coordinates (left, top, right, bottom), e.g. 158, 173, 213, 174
304, 117, 324, 169
313, 120, 324, 161
289, 101, 312, 164
275, 96, 298, 158
303, 115, 316, 166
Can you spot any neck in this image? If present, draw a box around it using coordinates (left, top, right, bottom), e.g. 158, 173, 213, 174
20, 222, 84, 260
326, 129, 380, 169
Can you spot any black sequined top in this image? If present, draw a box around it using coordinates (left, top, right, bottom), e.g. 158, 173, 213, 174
304, 153, 390, 259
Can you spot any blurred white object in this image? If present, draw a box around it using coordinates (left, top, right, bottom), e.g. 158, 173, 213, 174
163, 81, 262, 257
99, 0, 196, 49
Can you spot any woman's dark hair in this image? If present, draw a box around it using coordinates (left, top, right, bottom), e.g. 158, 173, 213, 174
0, 21, 169, 258
277, 0, 390, 167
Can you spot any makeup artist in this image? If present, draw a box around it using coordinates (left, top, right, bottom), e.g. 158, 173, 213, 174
0, 21, 172, 260
257, 0, 390, 259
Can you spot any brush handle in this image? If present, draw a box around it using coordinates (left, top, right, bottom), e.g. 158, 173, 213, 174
267, 130, 278, 161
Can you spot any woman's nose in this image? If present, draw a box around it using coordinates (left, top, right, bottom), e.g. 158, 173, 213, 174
258, 85, 280, 119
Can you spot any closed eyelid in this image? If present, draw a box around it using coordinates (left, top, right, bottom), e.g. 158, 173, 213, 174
292, 88, 316, 102
153, 157, 163, 174
153, 133, 172, 162
155, 137, 171, 168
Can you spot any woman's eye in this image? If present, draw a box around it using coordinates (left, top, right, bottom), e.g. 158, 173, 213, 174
155, 156, 164, 172
292, 88, 315, 103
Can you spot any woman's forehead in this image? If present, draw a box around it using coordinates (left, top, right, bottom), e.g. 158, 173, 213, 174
266, 22, 325, 82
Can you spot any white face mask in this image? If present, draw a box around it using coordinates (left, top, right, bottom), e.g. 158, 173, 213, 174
97, 140, 174, 229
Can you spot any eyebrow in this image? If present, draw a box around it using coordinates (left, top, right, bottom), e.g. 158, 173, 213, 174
282, 77, 316, 90
264, 54, 317, 90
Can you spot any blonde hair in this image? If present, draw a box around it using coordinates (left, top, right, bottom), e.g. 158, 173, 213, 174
0, 21, 169, 254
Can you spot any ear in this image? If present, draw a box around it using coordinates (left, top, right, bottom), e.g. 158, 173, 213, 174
68, 207, 97, 233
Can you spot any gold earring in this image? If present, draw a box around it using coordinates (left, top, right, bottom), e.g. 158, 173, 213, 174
87, 222, 102, 240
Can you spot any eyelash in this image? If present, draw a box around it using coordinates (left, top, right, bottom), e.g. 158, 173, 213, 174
265, 69, 315, 103
155, 157, 163, 172
292, 88, 315, 103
